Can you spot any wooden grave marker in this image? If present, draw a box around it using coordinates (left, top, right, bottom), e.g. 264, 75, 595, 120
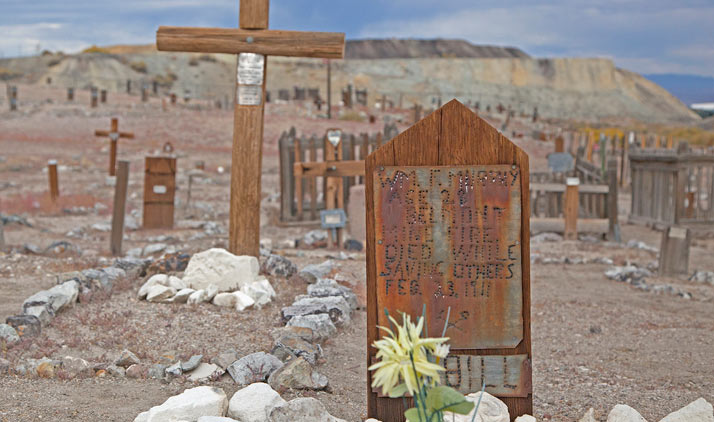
111, 161, 130, 256
100, 89, 107, 103
90, 87, 98, 108
94, 118, 135, 176
47, 160, 59, 202
155, 0, 345, 256
366, 100, 532, 421
143, 156, 177, 229
67, 87, 74, 101
659, 226, 690, 277
7, 85, 17, 111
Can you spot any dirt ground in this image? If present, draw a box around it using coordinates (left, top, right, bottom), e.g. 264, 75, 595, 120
1, 84, 713, 422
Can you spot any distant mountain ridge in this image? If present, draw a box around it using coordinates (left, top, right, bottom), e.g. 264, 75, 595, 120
644, 73, 714, 105
344, 39, 530, 59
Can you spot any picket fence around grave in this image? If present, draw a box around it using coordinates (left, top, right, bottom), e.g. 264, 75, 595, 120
278, 123, 400, 223
629, 143, 714, 227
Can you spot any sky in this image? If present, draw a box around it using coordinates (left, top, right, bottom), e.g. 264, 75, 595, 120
1, 0, 713, 77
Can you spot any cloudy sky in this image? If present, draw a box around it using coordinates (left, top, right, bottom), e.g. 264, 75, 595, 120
1, 0, 712, 76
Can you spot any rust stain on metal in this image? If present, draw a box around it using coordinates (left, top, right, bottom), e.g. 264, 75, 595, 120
373, 165, 523, 350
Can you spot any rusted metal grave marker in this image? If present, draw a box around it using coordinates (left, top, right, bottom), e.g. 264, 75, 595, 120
366, 100, 532, 421
94, 118, 135, 176
143, 156, 177, 229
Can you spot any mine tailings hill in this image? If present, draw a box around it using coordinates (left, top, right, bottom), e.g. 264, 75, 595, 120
0, 40, 699, 124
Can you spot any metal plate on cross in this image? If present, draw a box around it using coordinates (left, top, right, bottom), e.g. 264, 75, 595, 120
326, 129, 342, 147
320, 209, 346, 229
237, 85, 262, 106
547, 152, 574, 173
237, 53, 264, 86
109, 132, 119, 142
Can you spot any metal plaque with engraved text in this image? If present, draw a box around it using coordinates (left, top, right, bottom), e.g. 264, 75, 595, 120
374, 165, 523, 350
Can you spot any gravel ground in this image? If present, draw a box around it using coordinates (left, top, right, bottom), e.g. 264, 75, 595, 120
1, 84, 713, 422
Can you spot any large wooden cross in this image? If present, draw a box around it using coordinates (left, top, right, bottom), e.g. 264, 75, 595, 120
156, 0, 345, 256
95, 118, 134, 176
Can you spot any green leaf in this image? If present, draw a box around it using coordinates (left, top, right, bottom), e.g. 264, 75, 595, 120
388, 383, 409, 398
404, 407, 425, 422
425, 386, 475, 415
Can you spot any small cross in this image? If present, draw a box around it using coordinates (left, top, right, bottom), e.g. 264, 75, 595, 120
156, 0, 345, 256
95, 118, 134, 176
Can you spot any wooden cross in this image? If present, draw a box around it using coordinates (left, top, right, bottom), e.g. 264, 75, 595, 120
95, 118, 134, 176
156, 0, 345, 256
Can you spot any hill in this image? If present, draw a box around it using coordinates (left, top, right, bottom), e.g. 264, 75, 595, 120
344, 39, 529, 59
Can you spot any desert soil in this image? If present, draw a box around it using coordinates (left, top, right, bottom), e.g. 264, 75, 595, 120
0, 84, 713, 422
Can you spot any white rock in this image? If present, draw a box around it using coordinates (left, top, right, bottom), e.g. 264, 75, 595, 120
241, 278, 275, 308
234, 291, 255, 311
607, 404, 648, 422
444, 391, 509, 422
227, 382, 286, 422
659, 398, 714, 422
133, 386, 228, 422
146, 285, 176, 303
269, 397, 346, 422
138, 274, 169, 299
516, 415, 536, 422
172, 288, 195, 303
182, 248, 260, 292
188, 363, 223, 383
0, 324, 20, 344
187, 289, 208, 304
168, 275, 187, 291
23, 280, 79, 314
205, 284, 219, 301
213, 293, 237, 307
580, 408, 597, 422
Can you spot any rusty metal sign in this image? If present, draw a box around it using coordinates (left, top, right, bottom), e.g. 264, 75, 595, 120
442, 354, 531, 397
373, 165, 523, 350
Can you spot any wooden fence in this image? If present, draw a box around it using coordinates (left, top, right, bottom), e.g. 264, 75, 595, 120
279, 123, 399, 223
629, 144, 714, 227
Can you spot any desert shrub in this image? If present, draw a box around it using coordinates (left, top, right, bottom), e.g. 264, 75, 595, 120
339, 110, 366, 122
199, 54, 217, 63
188, 58, 199, 66
130, 61, 148, 73
0, 67, 20, 80
153, 71, 178, 87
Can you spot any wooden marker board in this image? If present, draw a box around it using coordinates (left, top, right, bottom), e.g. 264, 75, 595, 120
143, 157, 177, 229
366, 100, 532, 421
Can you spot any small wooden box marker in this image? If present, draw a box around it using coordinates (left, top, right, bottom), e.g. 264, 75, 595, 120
143, 156, 177, 229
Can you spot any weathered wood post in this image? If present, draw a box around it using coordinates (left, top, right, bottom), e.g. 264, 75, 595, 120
8, 85, 18, 111
325, 129, 344, 247
126, 79, 132, 94
555, 136, 564, 153
366, 100, 532, 421
659, 226, 690, 277
90, 86, 98, 108
141, 84, 148, 102
564, 177, 580, 240
67, 87, 74, 101
143, 156, 177, 229
111, 161, 130, 256
100, 89, 107, 103
48, 160, 59, 202
607, 159, 620, 242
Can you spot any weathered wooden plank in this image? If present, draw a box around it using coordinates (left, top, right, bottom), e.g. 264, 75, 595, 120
239, 0, 269, 29
157, 27, 345, 58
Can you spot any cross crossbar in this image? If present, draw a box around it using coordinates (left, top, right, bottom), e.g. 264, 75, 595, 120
156, 26, 344, 58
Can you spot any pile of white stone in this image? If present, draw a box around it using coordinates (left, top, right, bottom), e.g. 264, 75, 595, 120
134, 383, 345, 422
138, 248, 275, 311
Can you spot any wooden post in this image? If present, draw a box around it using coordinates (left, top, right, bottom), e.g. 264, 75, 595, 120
326, 59, 332, 119
294, 138, 304, 220
143, 156, 177, 229
667, 136, 674, 149
111, 161, 129, 256
607, 159, 620, 242
67, 87, 74, 101
0, 219, 5, 251
381, 94, 386, 111
141, 85, 148, 102
659, 226, 690, 277
127, 79, 132, 93
48, 160, 59, 202
586, 132, 595, 162
90, 87, 98, 108
100, 89, 107, 103
555, 136, 564, 153
655, 134, 661, 149
170, 93, 177, 104
8, 85, 17, 111
324, 130, 344, 247
155, 0, 345, 256
366, 100, 532, 420
564, 177, 580, 240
